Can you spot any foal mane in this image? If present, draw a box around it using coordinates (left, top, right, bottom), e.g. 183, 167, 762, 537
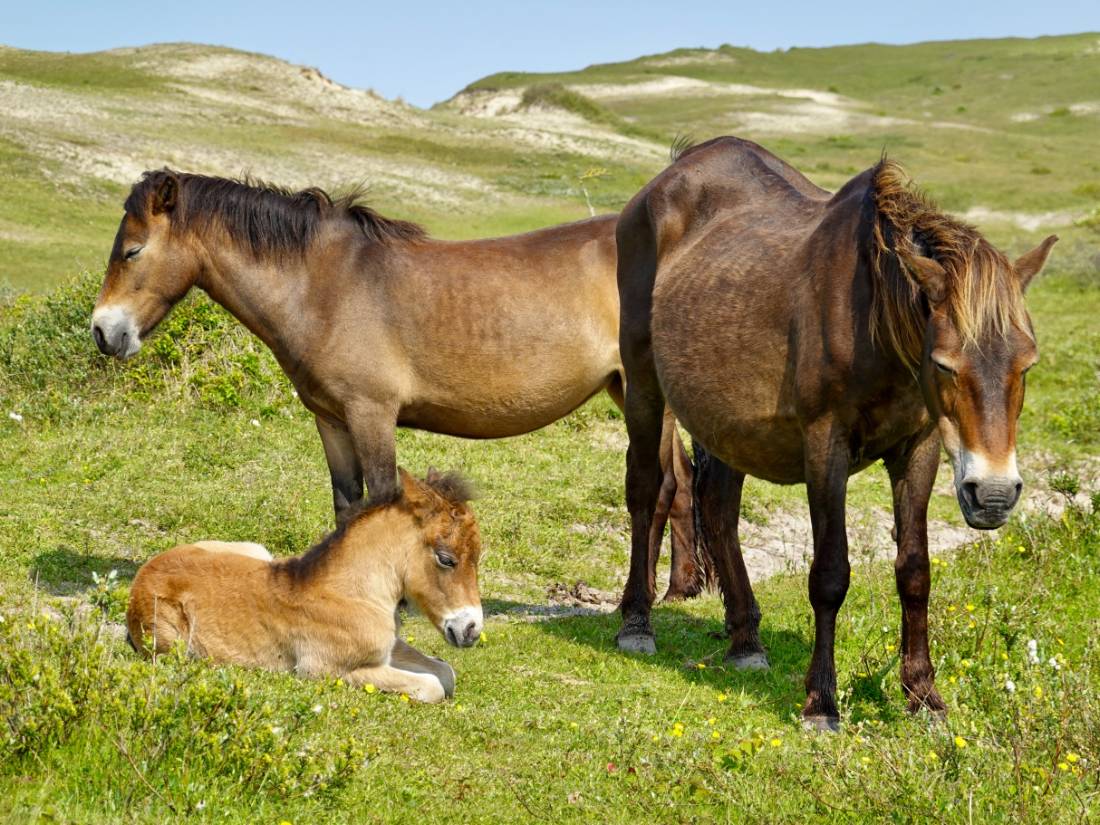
867, 160, 1029, 369
274, 470, 474, 584
126, 170, 426, 259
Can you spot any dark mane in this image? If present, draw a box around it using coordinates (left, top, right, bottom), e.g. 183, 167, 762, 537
866, 159, 1028, 368
273, 469, 473, 584
125, 169, 427, 259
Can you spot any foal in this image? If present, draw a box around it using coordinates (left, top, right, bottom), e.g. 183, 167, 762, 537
127, 470, 481, 702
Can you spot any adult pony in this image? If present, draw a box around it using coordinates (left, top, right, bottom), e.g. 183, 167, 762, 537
91, 172, 703, 600
127, 469, 480, 702
616, 137, 1055, 729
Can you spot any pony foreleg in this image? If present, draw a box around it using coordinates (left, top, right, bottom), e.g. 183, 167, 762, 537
389, 638, 456, 699
343, 662, 447, 703
886, 428, 946, 717
802, 419, 852, 732
316, 416, 364, 525
345, 401, 401, 505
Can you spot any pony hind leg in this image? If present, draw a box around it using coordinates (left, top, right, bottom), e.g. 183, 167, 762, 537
662, 422, 704, 601
693, 442, 766, 668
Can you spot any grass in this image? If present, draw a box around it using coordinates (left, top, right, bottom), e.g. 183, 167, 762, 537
0, 33, 1098, 823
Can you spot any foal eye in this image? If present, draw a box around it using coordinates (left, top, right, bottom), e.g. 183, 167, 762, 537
434, 550, 457, 569
933, 360, 955, 376
123, 246, 144, 261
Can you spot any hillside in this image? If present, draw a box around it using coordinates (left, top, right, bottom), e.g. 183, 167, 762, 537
2, 35, 1099, 293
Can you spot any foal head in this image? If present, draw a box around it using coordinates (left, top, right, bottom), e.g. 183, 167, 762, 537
870, 162, 1056, 528
399, 469, 483, 648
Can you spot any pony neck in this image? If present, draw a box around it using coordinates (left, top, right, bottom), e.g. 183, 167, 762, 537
192, 231, 321, 378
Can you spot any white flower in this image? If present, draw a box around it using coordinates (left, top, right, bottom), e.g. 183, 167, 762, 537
195, 801, 206, 812
250, 418, 260, 427
1027, 639, 1040, 664
8, 412, 23, 423
1005, 679, 1016, 693
312, 703, 323, 714
1048, 657, 1061, 671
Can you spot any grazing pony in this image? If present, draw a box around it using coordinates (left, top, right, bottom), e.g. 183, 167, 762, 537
126, 469, 481, 702
92, 171, 703, 601
616, 137, 1056, 729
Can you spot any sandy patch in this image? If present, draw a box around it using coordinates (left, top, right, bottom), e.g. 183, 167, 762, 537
640, 51, 739, 69
962, 206, 1082, 232
573, 75, 852, 108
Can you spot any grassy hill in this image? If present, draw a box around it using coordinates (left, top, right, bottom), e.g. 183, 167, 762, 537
0, 35, 1097, 823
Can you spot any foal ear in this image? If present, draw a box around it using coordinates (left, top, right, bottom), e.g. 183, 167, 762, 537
1014, 235, 1058, 292
151, 173, 179, 215
905, 255, 947, 305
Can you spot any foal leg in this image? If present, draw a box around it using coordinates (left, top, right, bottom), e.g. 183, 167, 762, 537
802, 419, 852, 732
316, 416, 364, 525
885, 429, 947, 716
694, 443, 766, 668
343, 663, 447, 703
390, 638, 457, 699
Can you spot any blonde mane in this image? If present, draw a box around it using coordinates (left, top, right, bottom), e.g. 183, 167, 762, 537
869, 160, 1030, 368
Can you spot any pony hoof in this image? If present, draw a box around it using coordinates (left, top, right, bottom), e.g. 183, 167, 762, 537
617, 633, 657, 655
728, 651, 770, 671
801, 715, 840, 733
436, 661, 456, 699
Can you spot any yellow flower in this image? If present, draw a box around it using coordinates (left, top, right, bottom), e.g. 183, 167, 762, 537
363, 683, 376, 694
570, 722, 578, 729
770, 738, 782, 748
711, 731, 721, 740
965, 603, 975, 612
696, 662, 706, 670
480, 631, 489, 643
885, 643, 896, 653
1066, 753, 1080, 763
716, 693, 728, 703
927, 751, 939, 762
1033, 686, 1043, 700
1058, 762, 1069, 772
652, 734, 660, 742
954, 736, 967, 749
707, 717, 717, 726
1001, 652, 1008, 661
947, 605, 957, 612
399, 693, 410, 703
671, 728, 683, 738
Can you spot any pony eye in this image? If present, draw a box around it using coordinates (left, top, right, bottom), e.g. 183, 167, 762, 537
933, 360, 955, 375
434, 549, 457, 569
124, 246, 144, 260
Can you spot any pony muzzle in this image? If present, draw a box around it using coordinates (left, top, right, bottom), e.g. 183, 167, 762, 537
954, 450, 1023, 530
91, 305, 142, 359
442, 606, 483, 648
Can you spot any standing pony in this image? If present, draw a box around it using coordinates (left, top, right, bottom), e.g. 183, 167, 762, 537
616, 137, 1055, 729
91, 172, 704, 600
128, 469, 481, 702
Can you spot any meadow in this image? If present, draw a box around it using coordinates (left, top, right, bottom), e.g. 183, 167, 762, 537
0, 34, 1098, 823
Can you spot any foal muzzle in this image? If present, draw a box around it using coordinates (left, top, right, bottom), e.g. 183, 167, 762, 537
442, 606, 483, 648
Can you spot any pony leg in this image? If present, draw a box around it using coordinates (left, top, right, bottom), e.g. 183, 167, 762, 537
345, 401, 401, 504
316, 416, 364, 525
885, 428, 947, 716
343, 662, 447, 703
693, 443, 766, 668
664, 423, 704, 600
390, 638, 456, 699
801, 418, 852, 732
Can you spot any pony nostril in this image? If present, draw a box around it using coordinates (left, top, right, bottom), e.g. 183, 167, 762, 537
961, 481, 979, 510
1008, 480, 1023, 509
93, 324, 108, 353
463, 621, 478, 644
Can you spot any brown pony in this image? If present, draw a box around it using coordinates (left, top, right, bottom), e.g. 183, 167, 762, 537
127, 469, 480, 702
616, 137, 1056, 729
91, 171, 703, 600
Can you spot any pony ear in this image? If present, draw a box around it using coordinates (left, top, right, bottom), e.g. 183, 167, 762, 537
905, 255, 947, 304
1014, 235, 1058, 291
151, 173, 179, 214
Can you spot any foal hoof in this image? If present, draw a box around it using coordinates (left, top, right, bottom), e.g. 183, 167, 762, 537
435, 660, 456, 699
727, 651, 770, 671
801, 715, 841, 733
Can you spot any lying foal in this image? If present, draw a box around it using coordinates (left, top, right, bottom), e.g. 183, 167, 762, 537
126, 469, 482, 702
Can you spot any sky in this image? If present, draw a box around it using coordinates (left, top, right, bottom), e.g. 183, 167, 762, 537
4, 0, 1097, 107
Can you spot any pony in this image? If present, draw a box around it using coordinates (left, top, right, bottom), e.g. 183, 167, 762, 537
126, 469, 480, 702
615, 136, 1056, 729
92, 170, 703, 600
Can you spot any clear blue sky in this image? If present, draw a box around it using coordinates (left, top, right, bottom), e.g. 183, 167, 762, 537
4, 1, 1096, 107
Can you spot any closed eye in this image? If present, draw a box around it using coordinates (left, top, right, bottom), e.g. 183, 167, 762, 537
124, 246, 144, 260
933, 360, 956, 376
434, 549, 457, 569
